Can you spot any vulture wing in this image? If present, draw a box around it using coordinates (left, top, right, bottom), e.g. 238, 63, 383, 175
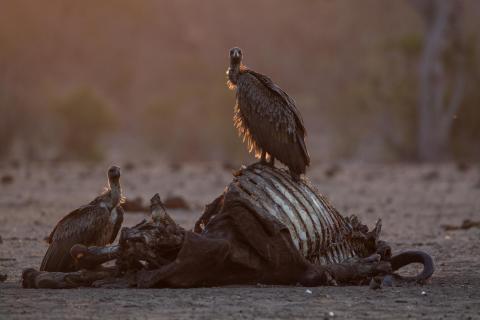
40, 205, 112, 272
237, 70, 310, 174
247, 70, 307, 131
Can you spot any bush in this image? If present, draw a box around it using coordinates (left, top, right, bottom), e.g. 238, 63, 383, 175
53, 88, 115, 161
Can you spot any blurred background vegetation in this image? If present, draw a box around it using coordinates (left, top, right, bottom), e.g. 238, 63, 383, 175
0, 0, 478, 164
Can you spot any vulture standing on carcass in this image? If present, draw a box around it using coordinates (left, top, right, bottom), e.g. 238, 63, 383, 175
226, 47, 310, 178
40, 166, 125, 272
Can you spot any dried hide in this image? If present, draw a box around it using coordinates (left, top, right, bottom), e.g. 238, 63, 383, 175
23, 164, 433, 289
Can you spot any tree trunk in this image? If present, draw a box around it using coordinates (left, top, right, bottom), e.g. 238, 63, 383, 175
409, 0, 465, 161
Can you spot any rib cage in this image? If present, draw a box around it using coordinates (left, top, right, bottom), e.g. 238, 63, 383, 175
231, 165, 362, 265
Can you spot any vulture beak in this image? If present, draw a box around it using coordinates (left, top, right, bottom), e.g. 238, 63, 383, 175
230, 47, 242, 61
108, 166, 121, 179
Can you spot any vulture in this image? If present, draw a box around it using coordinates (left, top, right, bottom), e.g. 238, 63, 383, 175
40, 166, 125, 272
226, 47, 310, 178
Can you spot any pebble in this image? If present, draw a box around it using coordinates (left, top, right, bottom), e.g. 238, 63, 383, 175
382, 275, 394, 287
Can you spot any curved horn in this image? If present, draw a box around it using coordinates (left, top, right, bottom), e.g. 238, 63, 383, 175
390, 250, 434, 282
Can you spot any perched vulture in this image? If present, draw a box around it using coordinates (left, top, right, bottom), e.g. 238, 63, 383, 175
227, 47, 310, 178
40, 166, 124, 272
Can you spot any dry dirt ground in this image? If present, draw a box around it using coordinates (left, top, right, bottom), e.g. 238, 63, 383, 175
0, 161, 479, 320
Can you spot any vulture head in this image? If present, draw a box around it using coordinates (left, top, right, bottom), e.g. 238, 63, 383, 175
229, 47, 243, 65
108, 165, 121, 182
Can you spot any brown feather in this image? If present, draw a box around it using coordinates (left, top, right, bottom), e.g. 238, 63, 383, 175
233, 68, 310, 175
40, 204, 120, 272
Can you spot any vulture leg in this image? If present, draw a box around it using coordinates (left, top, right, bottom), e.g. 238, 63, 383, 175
267, 155, 275, 167
260, 151, 267, 164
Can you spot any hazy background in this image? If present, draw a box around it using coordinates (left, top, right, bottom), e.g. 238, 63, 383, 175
1, 0, 479, 165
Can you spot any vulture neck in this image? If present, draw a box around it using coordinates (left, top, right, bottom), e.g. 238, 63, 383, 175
108, 180, 122, 209
228, 61, 242, 85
